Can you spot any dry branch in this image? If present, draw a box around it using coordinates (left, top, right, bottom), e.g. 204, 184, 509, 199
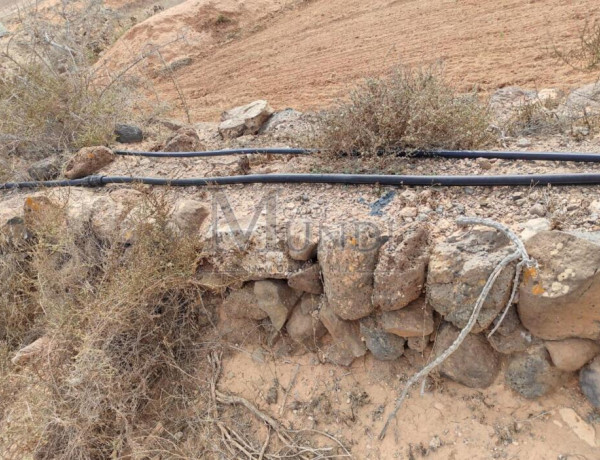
378, 217, 535, 440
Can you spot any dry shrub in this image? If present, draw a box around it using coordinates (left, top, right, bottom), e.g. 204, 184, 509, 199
0, 0, 143, 157
505, 97, 566, 137
317, 65, 493, 156
0, 192, 217, 459
554, 18, 600, 71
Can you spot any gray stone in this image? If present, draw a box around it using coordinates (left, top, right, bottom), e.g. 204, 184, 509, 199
297, 293, 321, 315
505, 346, 567, 399
115, 123, 143, 143
579, 356, 600, 407
219, 100, 273, 139
519, 218, 551, 242
427, 227, 516, 332
434, 323, 500, 389
259, 108, 304, 134
529, 203, 546, 217
518, 231, 600, 340
319, 299, 366, 366
287, 264, 323, 294
359, 317, 405, 361
563, 83, 600, 116
201, 217, 303, 284
379, 297, 434, 338
319, 222, 383, 320
27, 156, 61, 181
372, 224, 428, 311
487, 306, 537, 354
254, 280, 301, 330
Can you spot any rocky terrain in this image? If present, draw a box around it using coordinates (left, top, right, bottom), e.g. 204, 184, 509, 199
2, 0, 600, 458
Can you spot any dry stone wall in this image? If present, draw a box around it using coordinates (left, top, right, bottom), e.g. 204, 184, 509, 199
2, 190, 600, 409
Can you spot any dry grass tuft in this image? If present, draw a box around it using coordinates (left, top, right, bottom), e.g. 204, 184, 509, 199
0, 191, 217, 459
317, 65, 493, 157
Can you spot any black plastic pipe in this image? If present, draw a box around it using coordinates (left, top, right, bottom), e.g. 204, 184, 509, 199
5, 173, 600, 190
114, 147, 600, 163
114, 147, 314, 158
405, 150, 600, 163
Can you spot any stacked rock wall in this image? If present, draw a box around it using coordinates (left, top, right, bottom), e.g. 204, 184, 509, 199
2, 190, 600, 408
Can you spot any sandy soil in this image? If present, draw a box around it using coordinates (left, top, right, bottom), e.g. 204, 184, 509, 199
100, 0, 600, 121
219, 346, 599, 459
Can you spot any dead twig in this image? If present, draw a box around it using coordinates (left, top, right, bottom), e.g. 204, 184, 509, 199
279, 364, 300, 416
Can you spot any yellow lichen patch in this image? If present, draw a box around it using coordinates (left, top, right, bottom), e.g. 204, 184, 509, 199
532, 283, 545, 296
523, 266, 538, 283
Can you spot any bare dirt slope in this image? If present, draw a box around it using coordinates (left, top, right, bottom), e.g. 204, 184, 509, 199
102, 0, 600, 121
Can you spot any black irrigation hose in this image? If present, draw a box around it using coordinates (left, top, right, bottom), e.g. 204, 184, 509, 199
405, 150, 600, 163
114, 147, 600, 163
6, 173, 600, 190
113, 147, 314, 157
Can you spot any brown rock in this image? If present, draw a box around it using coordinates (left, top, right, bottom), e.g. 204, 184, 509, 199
505, 346, 568, 399
287, 264, 323, 294
164, 128, 202, 152
427, 227, 516, 332
319, 299, 366, 366
545, 338, 600, 372
222, 282, 268, 321
372, 224, 428, 311
254, 280, 301, 330
434, 322, 500, 389
407, 335, 429, 352
64, 146, 115, 179
286, 303, 327, 349
319, 223, 383, 320
380, 298, 434, 338
518, 231, 600, 340
171, 199, 209, 234
287, 220, 318, 261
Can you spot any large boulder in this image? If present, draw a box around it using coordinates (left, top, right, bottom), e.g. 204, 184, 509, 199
319, 223, 383, 320
379, 297, 434, 338
254, 280, 301, 330
434, 322, 500, 389
319, 299, 366, 366
579, 356, 600, 408
64, 146, 115, 179
200, 217, 303, 286
518, 231, 600, 340
545, 339, 600, 372
505, 346, 567, 399
219, 100, 273, 139
427, 227, 516, 332
372, 224, 428, 311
